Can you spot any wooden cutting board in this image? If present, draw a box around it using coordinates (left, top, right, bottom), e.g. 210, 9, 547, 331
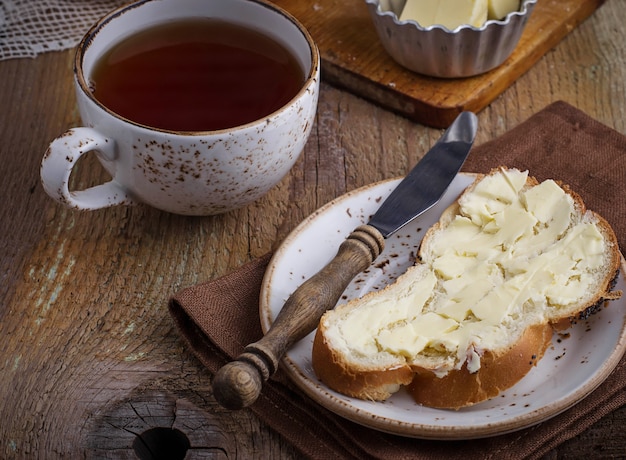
272, 0, 606, 128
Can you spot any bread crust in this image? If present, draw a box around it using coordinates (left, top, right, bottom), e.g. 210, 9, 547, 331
311, 168, 623, 409
407, 322, 553, 409
312, 325, 414, 401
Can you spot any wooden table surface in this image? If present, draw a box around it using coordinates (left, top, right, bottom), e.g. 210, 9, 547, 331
1, 1, 625, 458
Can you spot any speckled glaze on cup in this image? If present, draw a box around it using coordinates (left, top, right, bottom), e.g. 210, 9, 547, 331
41, 0, 320, 216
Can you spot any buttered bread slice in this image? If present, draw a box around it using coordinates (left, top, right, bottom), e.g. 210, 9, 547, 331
312, 168, 622, 409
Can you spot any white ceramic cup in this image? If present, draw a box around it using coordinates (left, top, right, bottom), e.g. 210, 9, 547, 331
41, 0, 319, 216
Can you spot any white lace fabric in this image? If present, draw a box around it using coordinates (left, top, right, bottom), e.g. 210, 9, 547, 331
0, 0, 126, 60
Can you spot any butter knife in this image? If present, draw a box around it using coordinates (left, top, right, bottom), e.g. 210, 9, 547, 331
213, 111, 478, 409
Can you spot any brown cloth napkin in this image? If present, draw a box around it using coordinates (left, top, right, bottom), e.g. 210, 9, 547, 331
169, 101, 626, 459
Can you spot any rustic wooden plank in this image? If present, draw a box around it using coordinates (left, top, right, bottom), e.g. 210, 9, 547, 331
0, 0, 625, 457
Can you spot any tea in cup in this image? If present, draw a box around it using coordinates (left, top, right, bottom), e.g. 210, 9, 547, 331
41, 0, 320, 215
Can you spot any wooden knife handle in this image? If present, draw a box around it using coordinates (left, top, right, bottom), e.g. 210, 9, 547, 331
212, 224, 385, 409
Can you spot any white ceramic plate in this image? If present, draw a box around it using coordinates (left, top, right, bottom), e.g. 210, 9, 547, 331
259, 173, 626, 440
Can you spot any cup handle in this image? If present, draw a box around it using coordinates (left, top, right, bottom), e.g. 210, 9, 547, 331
41, 127, 136, 210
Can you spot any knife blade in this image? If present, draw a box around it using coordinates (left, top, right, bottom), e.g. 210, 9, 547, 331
212, 112, 478, 409
369, 111, 477, 237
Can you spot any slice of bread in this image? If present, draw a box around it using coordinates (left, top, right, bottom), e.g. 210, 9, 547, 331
312, 167, 622, 409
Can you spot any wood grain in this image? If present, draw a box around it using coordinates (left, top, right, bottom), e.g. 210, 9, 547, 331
273, 0, 606, 128
0, 0, 625, 458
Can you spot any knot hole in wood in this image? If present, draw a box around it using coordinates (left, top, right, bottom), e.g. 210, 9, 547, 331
85, 390, 234, 458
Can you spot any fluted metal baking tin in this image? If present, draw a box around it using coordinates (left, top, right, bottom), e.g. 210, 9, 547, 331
365, 0, 537, 78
